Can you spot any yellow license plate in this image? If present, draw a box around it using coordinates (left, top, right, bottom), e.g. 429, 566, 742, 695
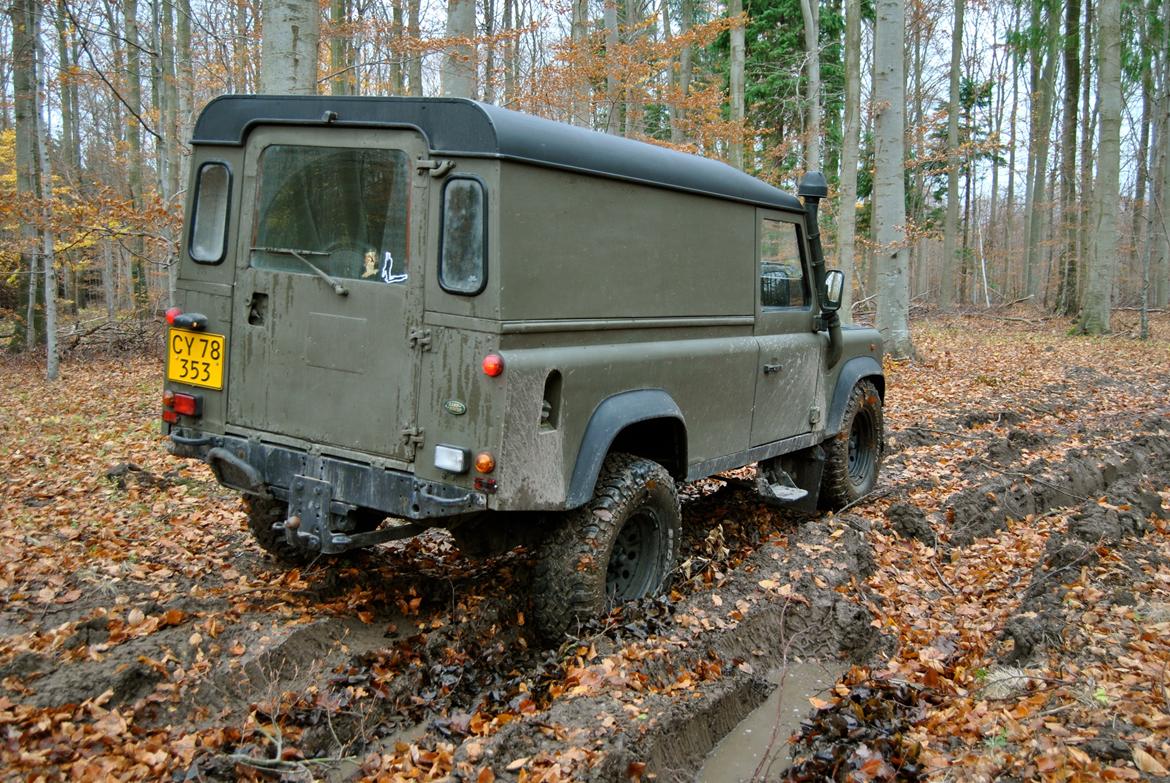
167, 328, 226, 390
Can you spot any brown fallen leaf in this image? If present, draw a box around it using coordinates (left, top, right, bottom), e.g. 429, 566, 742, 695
506, 756, 529, 772
1133, 748, 1169, 776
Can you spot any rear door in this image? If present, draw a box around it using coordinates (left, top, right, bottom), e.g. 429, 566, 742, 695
227, 126, 429, 462
750, 212, 823, 446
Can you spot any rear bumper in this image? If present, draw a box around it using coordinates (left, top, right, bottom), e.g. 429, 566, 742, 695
169, 429, 487, 520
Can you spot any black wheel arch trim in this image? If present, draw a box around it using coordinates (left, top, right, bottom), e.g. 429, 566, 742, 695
566, 389, 686, 508
825, 357, 885, 436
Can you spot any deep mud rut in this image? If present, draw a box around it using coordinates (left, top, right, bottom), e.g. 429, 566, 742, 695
2, 313, 1170, 782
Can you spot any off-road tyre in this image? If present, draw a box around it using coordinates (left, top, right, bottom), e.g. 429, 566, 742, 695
244, 494, 311, 564
532, 454, 681, 641
821, 380, 884, 510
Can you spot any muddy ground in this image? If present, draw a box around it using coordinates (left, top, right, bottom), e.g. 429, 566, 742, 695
1, 312, 1169, 782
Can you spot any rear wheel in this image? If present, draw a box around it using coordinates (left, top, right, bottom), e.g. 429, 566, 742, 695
532, 454, 681, 640
244, 495, 312, 564
821, 380, 883, 509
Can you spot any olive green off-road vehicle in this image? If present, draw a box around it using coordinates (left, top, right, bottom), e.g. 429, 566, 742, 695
164, 96, 885, 639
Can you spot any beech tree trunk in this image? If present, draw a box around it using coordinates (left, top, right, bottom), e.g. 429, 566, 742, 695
442, 0, 477, 98
835, 0, 861, 320
1055, 0, 1081, 314
799, 0, 821, 171
604, 0, 620, 134
729, 0, 745, 169
10, 0, 41, 350
1023, 0, 1059, 299
940, 0, 963, 310
873, 0, 913, 358
408, 0, 422, 96
1078, 0, 1119, 334
260, 0, 320, 95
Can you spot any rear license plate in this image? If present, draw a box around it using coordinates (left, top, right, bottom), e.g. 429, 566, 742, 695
167, 328, 226, 390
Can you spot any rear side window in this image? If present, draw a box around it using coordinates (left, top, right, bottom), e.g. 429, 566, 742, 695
760, 219, 808, 309
251, 146, 410, 282
440, 178, 487, 295
189, 162, 231, 264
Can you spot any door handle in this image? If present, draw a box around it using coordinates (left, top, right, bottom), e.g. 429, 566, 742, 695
763, 364, 783, 375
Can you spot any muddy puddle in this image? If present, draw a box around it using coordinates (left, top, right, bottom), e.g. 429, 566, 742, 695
699, 661, 846, 782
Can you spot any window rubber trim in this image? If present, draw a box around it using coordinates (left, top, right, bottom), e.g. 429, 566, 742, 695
438, 174, 489, 297
187, 161, 233, 265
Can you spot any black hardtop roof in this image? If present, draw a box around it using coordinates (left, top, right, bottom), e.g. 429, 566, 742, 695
193, 95, 803, 211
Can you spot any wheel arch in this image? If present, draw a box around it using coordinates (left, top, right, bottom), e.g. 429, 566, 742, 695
566, 390, 687, 508
825, 357, 885, 436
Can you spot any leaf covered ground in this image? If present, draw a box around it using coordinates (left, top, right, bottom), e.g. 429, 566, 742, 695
1, 312, 1169, 782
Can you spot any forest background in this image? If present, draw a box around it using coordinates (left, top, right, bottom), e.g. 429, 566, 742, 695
0, 0, 1168, 370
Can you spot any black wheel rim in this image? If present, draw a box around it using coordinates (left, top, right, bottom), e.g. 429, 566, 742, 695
606, 509, 662, 600
847, 409, 876, 488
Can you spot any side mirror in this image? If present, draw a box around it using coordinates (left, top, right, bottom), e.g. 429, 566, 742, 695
822, 269, 845, 313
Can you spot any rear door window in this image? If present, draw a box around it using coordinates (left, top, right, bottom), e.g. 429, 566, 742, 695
250, 145, 410, 282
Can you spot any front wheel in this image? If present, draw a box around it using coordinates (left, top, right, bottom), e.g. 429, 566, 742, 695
532, 454, 681, 640
821, 380, 884, 509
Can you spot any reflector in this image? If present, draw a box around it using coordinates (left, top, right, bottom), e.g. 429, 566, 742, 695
482, 353, 505, 377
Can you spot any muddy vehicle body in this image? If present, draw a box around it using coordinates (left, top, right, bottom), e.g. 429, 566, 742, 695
164, 96, 885, 637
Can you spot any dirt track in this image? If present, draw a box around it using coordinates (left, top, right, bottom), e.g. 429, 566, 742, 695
1, 312, 1169, 781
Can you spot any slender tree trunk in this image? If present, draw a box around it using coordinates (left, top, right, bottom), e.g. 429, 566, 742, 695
408, 0, 422, 96
1078, 0, 1096, 299
1055, 0, 1081, 314
1078, 0, 1120, 333
623, 0, 644, 137
35, 38, 57, 380
836, 0, 861, 321
671, 0, 694, 143
177, 0, 192, 147
1131, 23, 1153, 267
261, 0, 321, 94
604, 0, 620, 134
389, 0, 403, 93
800, 0, 821, 170
330, 0, 349, 94
729, 0, 746, 169
1003, 4, 1020, 294
940, 0, 963, 310
1150, 5, 1169, 307
1023, 0, 1059, 300
569, 0, 588, 124
873, 0, 912, 358
503, 0, 516, 104
483, 0, 496, 104
122, 0, 150, 312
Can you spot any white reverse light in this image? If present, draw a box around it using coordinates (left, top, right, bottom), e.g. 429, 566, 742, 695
434, 444, 469, 474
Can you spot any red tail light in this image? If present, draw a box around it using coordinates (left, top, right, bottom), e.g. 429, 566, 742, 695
482, 353, 505, 377
162, 409, 179, 424
165, 306, 182, 325
172, 393, 201, 416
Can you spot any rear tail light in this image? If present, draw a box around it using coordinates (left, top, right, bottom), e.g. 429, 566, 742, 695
162, 389, 199, 423
165, 306, 182, 325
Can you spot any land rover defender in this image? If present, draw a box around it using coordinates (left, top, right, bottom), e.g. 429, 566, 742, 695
164, 96, 885, 639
